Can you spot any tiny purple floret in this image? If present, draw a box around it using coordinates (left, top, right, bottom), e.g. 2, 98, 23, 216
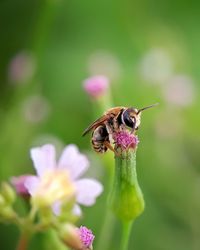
78, 226, 95, 248
114, 131, 139, 150
83, 75, 109, 98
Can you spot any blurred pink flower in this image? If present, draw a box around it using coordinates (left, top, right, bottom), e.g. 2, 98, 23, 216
155, 110, 183, 139
11, 175, 33, 198
139, 48, 173, 84
24, 144, 103, 215
8, 51, 36, 84
22, 95, 50, 124
163, 75, 195, 106
83, 75, 109, 98
78, 226, 95, 249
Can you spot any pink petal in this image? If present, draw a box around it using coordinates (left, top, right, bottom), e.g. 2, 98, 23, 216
75, 179, 103, 206
30, 144, 56, 176
11, 175, 34, 196
83, 75, 109, 98
24, 176, 40, 196
58, 145, 89, 180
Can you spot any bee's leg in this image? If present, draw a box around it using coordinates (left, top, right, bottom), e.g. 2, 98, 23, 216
120, 124, 126, 131
105, 122, 114, 135
103, 141, 120, 156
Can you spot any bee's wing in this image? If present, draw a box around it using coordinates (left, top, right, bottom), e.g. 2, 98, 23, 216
82, 115, 108, 136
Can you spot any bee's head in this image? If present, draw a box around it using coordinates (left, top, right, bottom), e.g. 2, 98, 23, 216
121, 108, 140, 132
121, 103, 158, 132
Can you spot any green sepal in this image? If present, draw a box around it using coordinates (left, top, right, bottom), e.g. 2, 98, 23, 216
109, 149, 145, 222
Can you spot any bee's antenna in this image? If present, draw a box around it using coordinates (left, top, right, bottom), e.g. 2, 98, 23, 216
137, 103, 159, 114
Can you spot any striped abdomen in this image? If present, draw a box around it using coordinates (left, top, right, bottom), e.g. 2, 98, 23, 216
91, 125, 109, 153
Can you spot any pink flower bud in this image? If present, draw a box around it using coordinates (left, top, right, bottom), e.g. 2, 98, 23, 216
11, 175, 33, 198
8, 51, 36, 84
60, 224, 83, 250
78, 226, 95, 249
83, 75, 109, 98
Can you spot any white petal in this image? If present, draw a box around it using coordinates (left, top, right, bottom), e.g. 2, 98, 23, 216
52, 201, 61, 216
75, 179, 103, 206
24, 176, 40, 196
72, 204, 82, 216
30, 144, 56, 177
58, 144, 89, 180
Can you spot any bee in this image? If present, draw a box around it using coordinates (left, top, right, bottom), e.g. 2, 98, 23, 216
83, 103, 158, 154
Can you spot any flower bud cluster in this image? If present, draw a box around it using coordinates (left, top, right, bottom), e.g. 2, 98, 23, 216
0, 144, 99, 250
0, 182, 16, 221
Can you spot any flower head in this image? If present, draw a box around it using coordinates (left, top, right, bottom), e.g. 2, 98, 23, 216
59, 223, 83, 250
22, 95, 50, 124
8, 51, 36, 84
139, 48, 173, 84
59, 224, 94, 250
83, 75, 109, 98
162, 75, 195, 107
24, 144, 103, 215
78, 226, 95, 249
114, 131, 139, 151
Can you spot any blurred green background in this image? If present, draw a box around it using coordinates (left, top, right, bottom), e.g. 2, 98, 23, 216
0, 0, 200, 249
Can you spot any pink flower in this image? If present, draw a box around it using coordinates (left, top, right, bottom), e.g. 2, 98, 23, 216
114, 131, 139, 150
11, 175, 33, 198
162, 75, 195, 106
24, 144, 103, 215
78, 226, 95, 249
8, 51, 36, 84
139, 48, 173, 84
22, 95, 50, 124
83, 75, 109, 98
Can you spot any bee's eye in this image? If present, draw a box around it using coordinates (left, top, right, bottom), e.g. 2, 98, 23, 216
122, 110, 135, 128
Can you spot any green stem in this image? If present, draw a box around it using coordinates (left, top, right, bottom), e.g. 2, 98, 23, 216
31, 0, 60, 58
29, 205, 37, 222
96, 210, 116, 250
16, 232, 31, 250
120, 221, 133, 250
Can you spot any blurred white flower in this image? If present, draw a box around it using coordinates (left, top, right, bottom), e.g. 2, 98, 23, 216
139, 48, 173, 84
25, 144, 103, 215
163, 75, 196, 106
22, 95, 50, 123
155, 110, 183, 139
8, 51, 36, 84
88, 50, 122, 80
